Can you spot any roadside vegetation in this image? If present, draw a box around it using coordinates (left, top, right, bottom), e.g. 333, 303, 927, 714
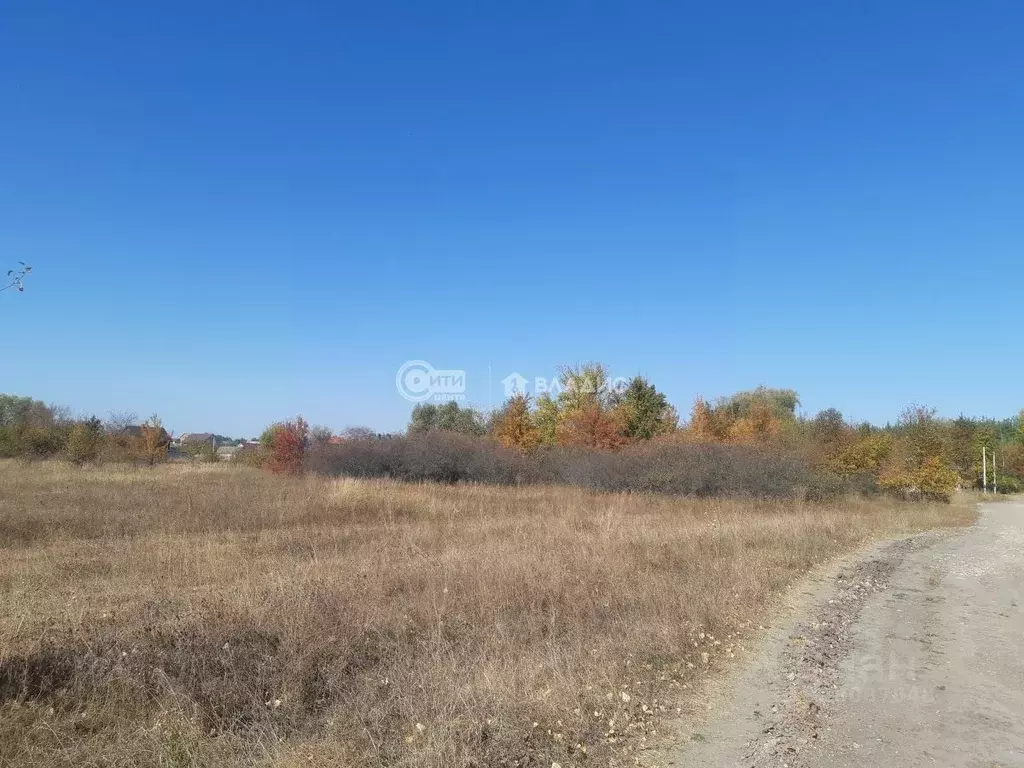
0, 463, 976, 768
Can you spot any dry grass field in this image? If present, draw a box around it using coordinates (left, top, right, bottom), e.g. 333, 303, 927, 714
0, 462, 975, 767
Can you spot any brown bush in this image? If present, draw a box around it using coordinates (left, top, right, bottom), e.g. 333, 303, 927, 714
308, 432, 813, 498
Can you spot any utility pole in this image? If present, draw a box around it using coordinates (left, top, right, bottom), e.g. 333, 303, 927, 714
994, 450, 998, 495
982, 446, 988, 493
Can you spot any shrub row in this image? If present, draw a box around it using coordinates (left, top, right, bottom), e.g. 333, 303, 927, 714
306, 432, 862, 499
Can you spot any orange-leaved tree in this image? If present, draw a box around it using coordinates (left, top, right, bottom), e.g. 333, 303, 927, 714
266, 416, 309, 474
140, 414, 170, 467
556, 404, 628, 450
727, 400, 782, 444
688, 397, 721, 442
493, 394, 541, 454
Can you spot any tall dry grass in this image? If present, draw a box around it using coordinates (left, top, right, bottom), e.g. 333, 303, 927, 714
0, 462, 974, 767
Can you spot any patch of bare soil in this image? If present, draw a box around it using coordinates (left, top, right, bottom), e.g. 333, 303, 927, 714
738, 536, 942, 766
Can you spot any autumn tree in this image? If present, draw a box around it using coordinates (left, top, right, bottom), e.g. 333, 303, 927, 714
828, 433, 893, 476
550, 362, 625, 449
879, 456, 958, 502
611, 376, 677, 440
266, 416, 309, 474
687, 388, 798, 445
101, 411, 140, 464
259, 423, 279, 449
0, 395, 58, 458
533, 393, 560, 446
717, 387, 799, 423
492, 394, 541, 453
728, 399, 782, 444
877, 406, 958, 500
0, 396, 72, 459
21, 425, 67, 459
809, 408, 849, 462
896, 405, 949, 466
944, 415, 980, 482
140, 414, 170, 466
1000, 442, 1024, 481
66, 417, 105, 465
557, 363, 613, 413
687, 397, 720, 442
556, 405, 628, 450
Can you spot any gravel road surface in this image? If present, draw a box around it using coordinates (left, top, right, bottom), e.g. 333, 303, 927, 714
660, 501, 1024, 767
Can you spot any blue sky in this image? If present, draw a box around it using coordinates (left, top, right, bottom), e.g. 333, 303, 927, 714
2, 1, 1021, 436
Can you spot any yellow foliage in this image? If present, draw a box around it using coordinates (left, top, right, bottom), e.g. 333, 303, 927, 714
534, 393, 560, 446
828, 434, 893, 476
140, 415, 169, 467
879, 456, 958, 502
688, 397, 720, 441
494, 395, 541, 454
689, 395, 786, 445
727, 401, 781, 444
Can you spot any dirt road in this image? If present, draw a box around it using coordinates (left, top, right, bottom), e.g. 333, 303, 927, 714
660, 501, 1024, 767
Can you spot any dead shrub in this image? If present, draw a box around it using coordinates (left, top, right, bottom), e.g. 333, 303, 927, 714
308, 433, 812, 498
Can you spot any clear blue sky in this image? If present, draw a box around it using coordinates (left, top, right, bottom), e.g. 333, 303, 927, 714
2, 1, 1021, 437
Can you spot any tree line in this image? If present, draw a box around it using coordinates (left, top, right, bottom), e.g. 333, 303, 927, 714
402, 363, 1023, 500
3, 362, 1022, 501
0, 396, 173, 466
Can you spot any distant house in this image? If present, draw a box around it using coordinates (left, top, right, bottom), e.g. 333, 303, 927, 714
216, 445, 240, 461
180, 432, 216, 446
324, 432, 399, 445
235, 441, 261, 459
121, 425, 172, 446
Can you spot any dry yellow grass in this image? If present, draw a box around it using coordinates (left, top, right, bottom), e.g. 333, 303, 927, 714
0, 461, 975, 767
